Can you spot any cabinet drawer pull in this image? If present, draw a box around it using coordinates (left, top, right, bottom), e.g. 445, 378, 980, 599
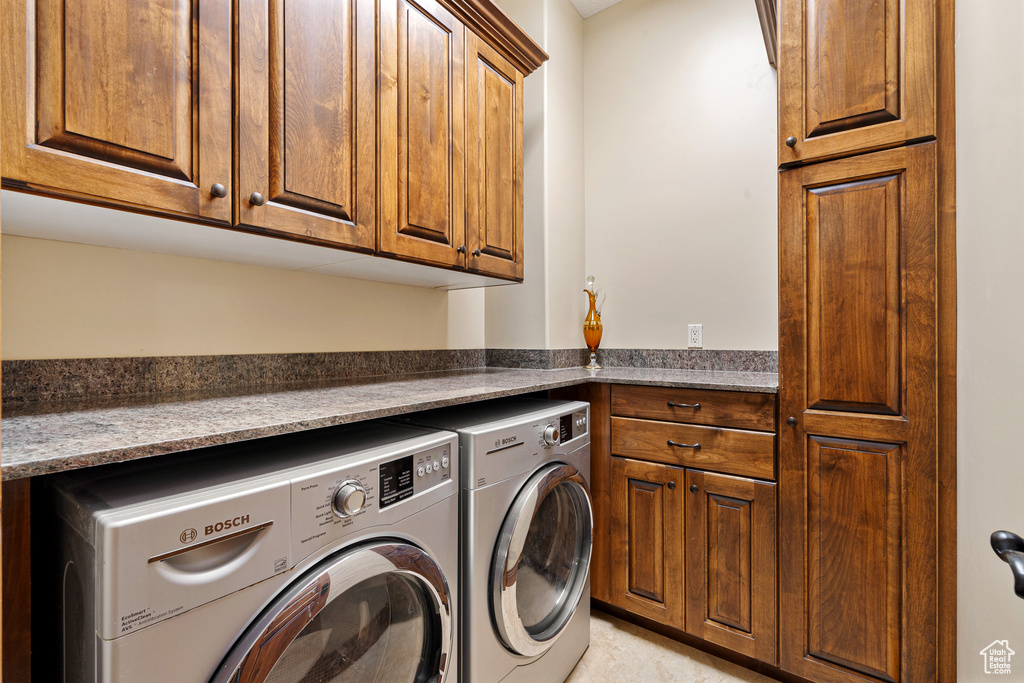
667, 401, 701, 410
667, 440, 701, 450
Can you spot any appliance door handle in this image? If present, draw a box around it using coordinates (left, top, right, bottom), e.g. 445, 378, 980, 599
148, 521, 274, 564
992, 530, 1024, 598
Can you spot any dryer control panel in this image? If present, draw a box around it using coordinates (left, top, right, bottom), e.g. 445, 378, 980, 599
463, 402, 590, 490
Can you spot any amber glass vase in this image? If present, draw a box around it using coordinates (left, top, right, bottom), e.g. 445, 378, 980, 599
584, 289, 603, 370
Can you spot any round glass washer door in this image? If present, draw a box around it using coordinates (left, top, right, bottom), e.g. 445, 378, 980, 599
491, 463, 593, 657
211, 540, 452, 683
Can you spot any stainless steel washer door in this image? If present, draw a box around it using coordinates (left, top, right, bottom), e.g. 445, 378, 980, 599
212, 541, 452, 683
491, 463, 593, 657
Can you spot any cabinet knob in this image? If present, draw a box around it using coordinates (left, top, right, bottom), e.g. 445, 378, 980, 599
689, 484, 698, 494
210, 183, 227, 198
667, 481, 676, 490
785, 136, 797, 148
787, 416, 798, 426
473, 249, 482, 257
249, 192, 266, 206
457, 245, 467, 254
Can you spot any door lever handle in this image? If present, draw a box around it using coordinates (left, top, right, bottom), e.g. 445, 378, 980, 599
992, 530, 1024, 598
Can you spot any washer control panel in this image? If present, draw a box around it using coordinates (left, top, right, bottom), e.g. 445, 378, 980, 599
379, 443, 452, 509
289, 433, 456, 563
538, 409, 588, 448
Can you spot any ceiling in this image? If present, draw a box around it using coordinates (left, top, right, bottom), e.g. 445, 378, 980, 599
569, 0, 626, 19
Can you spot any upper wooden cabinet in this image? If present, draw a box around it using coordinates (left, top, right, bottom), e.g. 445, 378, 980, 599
0, 0, 233, 223
1, 0, 545, 283
235, 0, 377, 250
378, 0, 467, 268
777, 0, 936, 165
465, 32, 524, 280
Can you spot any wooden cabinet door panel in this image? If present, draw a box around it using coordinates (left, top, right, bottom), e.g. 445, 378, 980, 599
806, 437, 901, 681
466, 32, 523, 280
237, 0, 376, 249
779, 143, 938, 682
609, 457, 684, 629
685, 470, 776, 664
2, 0, 232, 222
379, 0, 466, 267
778, 0, 935, 165
806, 174, 902, 415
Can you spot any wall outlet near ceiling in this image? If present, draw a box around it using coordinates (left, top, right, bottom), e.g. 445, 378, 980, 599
688, 324, 703, 349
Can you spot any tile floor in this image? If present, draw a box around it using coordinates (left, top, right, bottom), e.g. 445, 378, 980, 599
565, 611, 776, 683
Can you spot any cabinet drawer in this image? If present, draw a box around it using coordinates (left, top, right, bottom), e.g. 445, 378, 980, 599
611, 385, 776, 431
611, 417, 775, 480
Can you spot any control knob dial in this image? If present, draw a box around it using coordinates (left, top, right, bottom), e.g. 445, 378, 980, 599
543, 424, 559, 446
333, 481, 367, 517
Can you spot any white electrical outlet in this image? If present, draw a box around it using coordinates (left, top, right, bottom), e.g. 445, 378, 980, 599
688, 324, 703, 349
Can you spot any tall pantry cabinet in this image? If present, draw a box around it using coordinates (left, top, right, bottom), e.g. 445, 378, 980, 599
776, 0, 955, 682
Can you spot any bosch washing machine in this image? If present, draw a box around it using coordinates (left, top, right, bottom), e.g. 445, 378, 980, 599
396, 398, 593, 683
43, 421, 459, 683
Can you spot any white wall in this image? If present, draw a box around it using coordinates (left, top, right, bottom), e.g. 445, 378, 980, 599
583, 0, 778, 350
486, 0, 587, 349
957, 3, 1024, 679
0, 235, 475, 358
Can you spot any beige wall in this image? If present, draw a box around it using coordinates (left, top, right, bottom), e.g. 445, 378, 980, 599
957, 2, 1024, 678
0, 235, 476, 359
486, 0, 587, 349
582, 0, 778, 350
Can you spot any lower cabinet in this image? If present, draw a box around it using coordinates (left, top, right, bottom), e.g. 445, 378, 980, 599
609, 457, 685, 630
602, 385, 779, 668
684, 470, 776, 664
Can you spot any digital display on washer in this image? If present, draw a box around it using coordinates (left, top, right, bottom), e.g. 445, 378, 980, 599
379, 455, 414, 509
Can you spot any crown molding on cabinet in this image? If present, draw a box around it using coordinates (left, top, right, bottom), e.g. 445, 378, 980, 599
439, 0, 549, 74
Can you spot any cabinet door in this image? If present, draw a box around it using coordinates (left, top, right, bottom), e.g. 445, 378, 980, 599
777, 0, 935, 165
1, 0, 232, 222
779, 144, 938, 682
236, 0, 376, 250
378, 0, 466, 267
609, 456, 684, 629
685, 470, 776, 664
465, 32, 524, 281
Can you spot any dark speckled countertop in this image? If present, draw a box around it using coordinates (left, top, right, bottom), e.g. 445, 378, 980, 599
1, 366, 777, 480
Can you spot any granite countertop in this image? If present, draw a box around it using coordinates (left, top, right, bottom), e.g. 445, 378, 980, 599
1, 366, 777, 480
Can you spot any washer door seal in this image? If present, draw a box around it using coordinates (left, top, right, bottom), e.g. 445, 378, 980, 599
490, 463, 594, 657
